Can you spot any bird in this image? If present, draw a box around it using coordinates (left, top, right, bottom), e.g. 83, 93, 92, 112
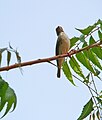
55, 26, 70, 78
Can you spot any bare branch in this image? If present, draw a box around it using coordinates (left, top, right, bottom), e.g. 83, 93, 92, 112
0, 41, 102, 72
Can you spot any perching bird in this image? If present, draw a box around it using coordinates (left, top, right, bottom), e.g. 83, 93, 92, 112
55, 26, 70, 78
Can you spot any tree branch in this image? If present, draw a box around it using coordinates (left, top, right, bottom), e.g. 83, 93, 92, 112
0, 41, 102, 72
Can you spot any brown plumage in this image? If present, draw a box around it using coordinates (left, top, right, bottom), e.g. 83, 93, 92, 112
55, 26, 70, 78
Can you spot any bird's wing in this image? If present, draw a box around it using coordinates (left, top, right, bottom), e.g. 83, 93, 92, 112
55, 37, 63, 55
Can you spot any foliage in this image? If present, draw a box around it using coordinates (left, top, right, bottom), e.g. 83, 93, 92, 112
62, 19, 102, 119
0, 44, 21, 118
0, 76, 17, 118
0, 19, 102, 119
0, 44, 21, 67
62, 61, 75, 86
77, 98, 94, 120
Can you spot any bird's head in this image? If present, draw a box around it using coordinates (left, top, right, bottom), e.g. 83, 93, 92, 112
56, 26, 64, 36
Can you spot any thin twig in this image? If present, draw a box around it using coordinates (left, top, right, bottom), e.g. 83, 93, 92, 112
74, 27, 100, 50
47, 61, 57, 67
87, 85, 99, 109
85, 26, 100, 39
72, 75, 98, 95
90, 73, 98, 95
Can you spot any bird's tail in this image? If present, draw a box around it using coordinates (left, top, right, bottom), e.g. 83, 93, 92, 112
57, 68, 61, 78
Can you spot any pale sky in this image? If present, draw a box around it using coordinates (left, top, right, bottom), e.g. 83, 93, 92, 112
0, 0, 102, 120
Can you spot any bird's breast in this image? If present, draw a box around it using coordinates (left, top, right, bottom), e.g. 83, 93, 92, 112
58, 33, 70, 54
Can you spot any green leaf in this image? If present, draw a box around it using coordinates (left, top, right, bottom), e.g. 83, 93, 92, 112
96, 110, 100, 120
15, 51, 21, 63
98, 30, 102, 41
69, 56, 86, 81
0, 48, 7, 53
76, 52, 96, 75
99, 90, 102, 95
89, 36, 102, 60
7, 51, 11, 66
9, 43, 13, 49
99, 95, 102, 98
77, 98, 94, 120
94, 67, 100, 76
83, 42, 102, 70
76, 25, 96, 35
92, 113, 95, 120
100, 24, 102, 31
0, 48, 7, 66
95, 19, 102, 31
86, 73, 90, 80
84, 73, 90, 84
94, 19, 102, 26
1, 87, 17, 118
62, 61, 75, 86
79, 34, 85, 42
70, 37, 79, 48
96, 97, 102, 105
0, 76, 17, 118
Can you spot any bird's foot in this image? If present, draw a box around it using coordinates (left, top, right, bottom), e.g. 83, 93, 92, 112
67, 49, 77, 58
